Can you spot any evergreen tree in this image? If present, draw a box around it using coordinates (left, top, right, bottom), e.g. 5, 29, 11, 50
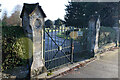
45, 19, 53, 28
54, 18, 65, 28
65, 2, 118, 27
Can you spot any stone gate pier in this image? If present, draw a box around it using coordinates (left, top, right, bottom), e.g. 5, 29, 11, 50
20, 3, 46, 77
88, 15, 101, 56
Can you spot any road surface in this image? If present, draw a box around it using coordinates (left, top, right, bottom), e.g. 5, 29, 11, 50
58, 48, 118, 78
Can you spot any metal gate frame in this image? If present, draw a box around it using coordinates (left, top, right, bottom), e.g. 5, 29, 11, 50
43, 26, 73, 71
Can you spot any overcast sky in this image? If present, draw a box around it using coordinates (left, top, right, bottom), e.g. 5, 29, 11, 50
0, 0, 69, 21
0, 0, 119, 21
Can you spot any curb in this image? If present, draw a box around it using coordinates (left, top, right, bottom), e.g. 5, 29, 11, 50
35, 46, 119, 79
95, 46, 119, 59
35, 58, 96, 79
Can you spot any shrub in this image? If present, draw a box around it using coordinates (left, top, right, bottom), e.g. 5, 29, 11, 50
12, 37, 33, 60
99, 26, 116, 47
2, 26, 33, 71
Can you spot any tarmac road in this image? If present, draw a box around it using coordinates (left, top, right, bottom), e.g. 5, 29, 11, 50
58, 48, 119, 78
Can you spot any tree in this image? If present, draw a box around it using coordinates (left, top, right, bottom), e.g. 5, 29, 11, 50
0, 4, 1, 12
0, 19, 2, 26
7, 11, 21, 26
65, 2, 118, 27
99, 2, 118, 27
2, 10, 8, 26
7, 5, 22, 26
54, 18, 65, 28
45, 19, 53, 28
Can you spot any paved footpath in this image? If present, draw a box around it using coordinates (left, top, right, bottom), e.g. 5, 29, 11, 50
57, 48, 119, 78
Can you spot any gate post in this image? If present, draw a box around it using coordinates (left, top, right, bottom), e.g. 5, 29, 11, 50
113, 27, 119, 47
30, 17, 46, 77
88, 16, 96, 57
94, 16, 101, 53
88, 16, 101, 57
20, 3, 47, 77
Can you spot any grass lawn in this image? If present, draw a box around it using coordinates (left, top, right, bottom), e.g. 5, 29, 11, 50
56, 29, 87, 41
56, 32, 71, 39
56, 26, 116, 47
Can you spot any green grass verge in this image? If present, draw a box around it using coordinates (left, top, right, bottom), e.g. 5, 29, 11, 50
56, 32, 71, 39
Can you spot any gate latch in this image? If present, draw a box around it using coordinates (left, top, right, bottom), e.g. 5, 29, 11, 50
58, 46, 62, 51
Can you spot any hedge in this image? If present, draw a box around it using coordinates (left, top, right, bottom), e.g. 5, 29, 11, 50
99, 26, 116, 48
2, 26, 33, 71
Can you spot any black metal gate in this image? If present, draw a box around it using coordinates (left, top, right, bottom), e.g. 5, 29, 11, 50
43, 26, 73, 70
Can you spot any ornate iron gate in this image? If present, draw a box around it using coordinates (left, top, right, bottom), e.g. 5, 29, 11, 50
43, 26, 73, 70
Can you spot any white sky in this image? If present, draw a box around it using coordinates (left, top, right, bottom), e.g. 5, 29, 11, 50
1, 0, 119, 21
0, 0, 70, 21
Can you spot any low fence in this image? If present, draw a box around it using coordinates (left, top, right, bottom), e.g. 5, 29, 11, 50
71, 27, 91, 62
99, 26, 116, 48
47, 26, 117, 63
70, 26, 117, 62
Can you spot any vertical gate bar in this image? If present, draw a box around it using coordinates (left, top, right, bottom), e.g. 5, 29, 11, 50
61, 26, 62, 46
79, 26, 81, 43
82, 26, 83, 46
61, 25, 64, 65
51, 27, 52, 68
65, 26, 67, 64
55, 26, 56, 42
43, 25, 45, 64
55, 25, 58, 67
58, 26, 60, 68
57, 26, 59, 67
63, 26, 66, 64
64, 26, 65, 48
70, 26, 72, 63
58, 26, 60, 46
48, 29, 49, 69
81, 26, 83, 45
86, 27, 87, 49
83, 26, 85, 50
71, 26, 74, 63
59, 26, 60, 66
65, 26, 67, 45
84, 27, 86, 49
54, 27, 56, 68
89, 25, 91, 53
